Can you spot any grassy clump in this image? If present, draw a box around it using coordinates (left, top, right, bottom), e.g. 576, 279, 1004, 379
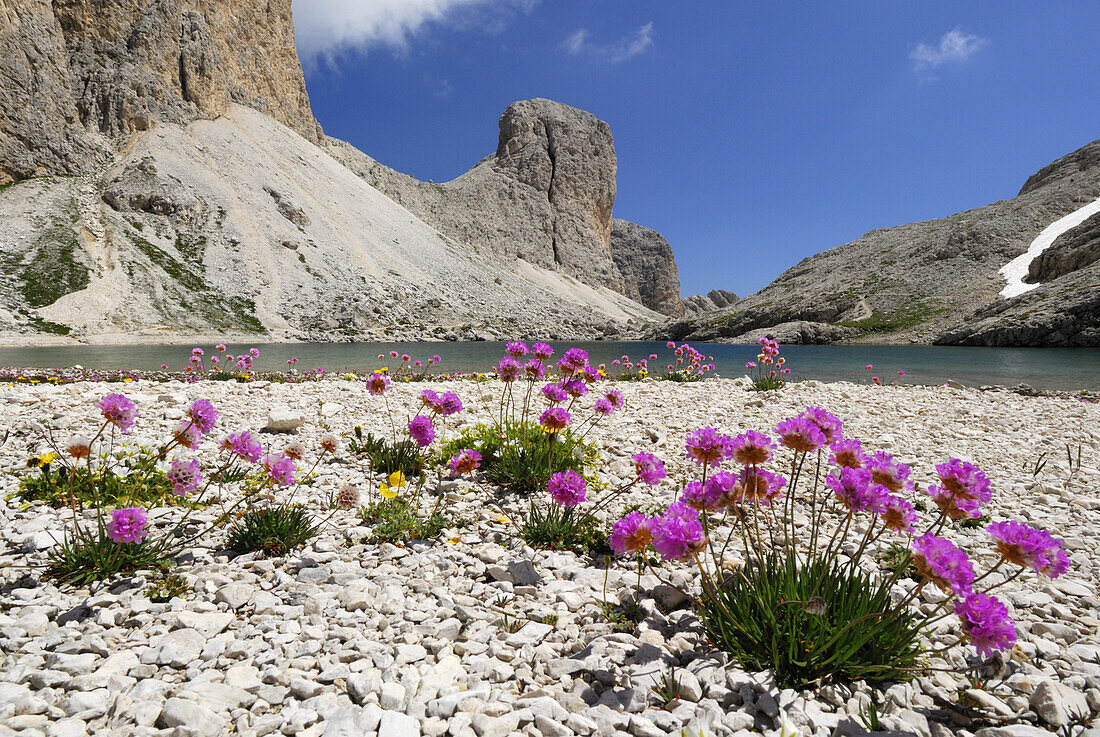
697, 553, 922, 688
147, 574, 190, 603
349, 430, 425, 478
439, 422, 598, 493
46, 523, 168, 585
520, 503, 606, 553
19, 463, 178, 508
358, 498, 450, 543
227, 507, 318, 556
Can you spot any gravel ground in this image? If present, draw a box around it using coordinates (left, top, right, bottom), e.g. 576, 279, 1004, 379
1, 377, 1098, 737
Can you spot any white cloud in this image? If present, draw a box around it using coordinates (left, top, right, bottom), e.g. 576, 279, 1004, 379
910, 27, 988, 70
292, 0, 535, 65
563, 22, 653, 63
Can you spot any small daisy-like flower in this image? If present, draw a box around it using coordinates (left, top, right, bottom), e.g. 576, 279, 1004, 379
320, 434, 339, 454
283, 441, 305, 461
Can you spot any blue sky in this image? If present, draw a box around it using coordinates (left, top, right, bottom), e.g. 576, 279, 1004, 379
293, 1, 1100, 298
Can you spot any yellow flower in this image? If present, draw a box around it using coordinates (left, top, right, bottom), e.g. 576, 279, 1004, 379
387, 471, 407, 488
448, 536, 461, 545
41, 452, 59, 464
122, 377, 133, 382
379, 483, 398, 499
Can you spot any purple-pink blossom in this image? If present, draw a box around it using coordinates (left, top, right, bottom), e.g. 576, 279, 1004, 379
734, 467, 786, 506
593, 398, 614, 416
539, 407, 571, 432
955, 593, 1016, 658
651, 502, 706, 561
685, 427, 734, 467
633, 452, 667, 486
604, 389, 624, 409
222, 431, 263, 463
547, 470, 587, 507
108, 507, 149, 544
506, 341, 529, 357
448, 449, 482, 475
609, 512, 653, 555
99, 394, 138, 433
531, 343, 554, 360
261, 454, 296, 487
408, 416, 435, 447
542, 383, 568, 404
496, 356, 521, 382
186, 399, 218, 435
366, 373, 391, 396
774, 415, 826, 453
882, 495, 918, 533
867, 451, 911, 493
935, 459, 994, 508
731, 431, 775, 466
168, 459, 202, 497
912, 534, 975, 597
987, 521, 1070, 579
800, 407, 843, 444
829, 439, 866, 469
558, 347, 590, 373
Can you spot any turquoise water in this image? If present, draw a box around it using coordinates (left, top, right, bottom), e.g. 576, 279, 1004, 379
1, 342, 1097, 390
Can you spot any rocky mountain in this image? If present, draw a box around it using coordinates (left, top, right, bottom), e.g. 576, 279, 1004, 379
324, 99, 708, 318
660, 139, 1100, 346
0, 0, 694, 344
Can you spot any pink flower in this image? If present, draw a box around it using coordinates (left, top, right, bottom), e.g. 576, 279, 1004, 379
547, 470, 586, 507
186, 399, 218, 435
955, 593, 1016, 658
539, 407, 571, 432
610, 512, 653, 555
366, 373, 391, 395
99, 393, 138, 433
987, 521, 1070, 578
912, 534, 974, 597
506, 341, 529, 357
448, 449, 482, 475
633, 452, 666, 486
261, 454, 296, 487
685, 427, 734, 466
775, 415, 825, 453
108, 507, 149, 544
222, 431, 263, 463
651, 502, 706, 560
731, 431, 774, 466
168, 459, 202, 497
408, 416, 435, 447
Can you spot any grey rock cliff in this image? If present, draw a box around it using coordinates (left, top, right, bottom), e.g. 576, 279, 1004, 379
325, 99, 694, 315
656, 138, 1100, 346
1026, 210, 1100, 284
609, 219, 682, 315
0, 0, 320, 183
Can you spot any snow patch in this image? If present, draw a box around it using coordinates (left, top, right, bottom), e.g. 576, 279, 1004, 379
999, 196, 1100, 298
